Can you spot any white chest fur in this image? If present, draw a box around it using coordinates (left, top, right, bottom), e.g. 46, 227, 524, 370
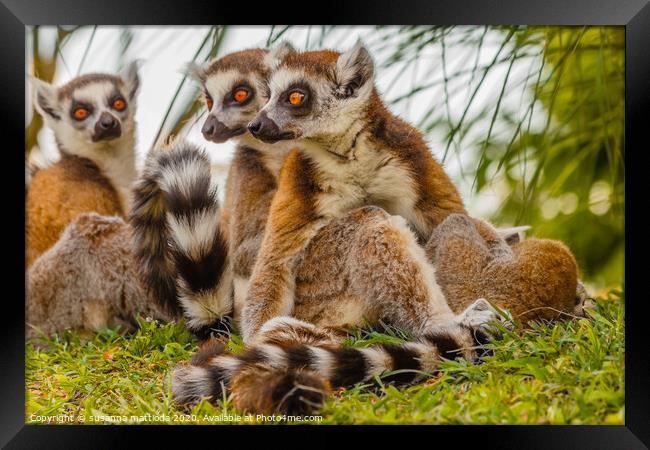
305, 137, 420, 223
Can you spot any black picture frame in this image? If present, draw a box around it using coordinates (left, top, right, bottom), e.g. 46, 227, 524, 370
3, 0, 648, 447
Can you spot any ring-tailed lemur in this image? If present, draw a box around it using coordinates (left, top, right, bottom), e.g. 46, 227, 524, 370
26, 62, 141, 267
171, 43, 585, 414
110, 46, 498, 413
238, 43, 509, 343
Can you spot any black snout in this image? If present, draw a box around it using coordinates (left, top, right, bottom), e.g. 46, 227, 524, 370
92, 112, 121, 142
201, 114, 245, 144
247, 120, 262, 134
247, 111, 296, 144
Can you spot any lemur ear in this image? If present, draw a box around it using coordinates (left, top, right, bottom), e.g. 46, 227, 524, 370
120, 60, 141, 100
184, 60, 209, 84
30, 77, 60, 121
264, 41, 296, 69
336, 40, 374, 98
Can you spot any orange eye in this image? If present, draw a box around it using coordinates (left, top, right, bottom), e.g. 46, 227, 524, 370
233, 89, 249, 103
73, 107, 89, 120
206, 95, 214, 110
112, 98, 126, 111
288, 91, 305, 106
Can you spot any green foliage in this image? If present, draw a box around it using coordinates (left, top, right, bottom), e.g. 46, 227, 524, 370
26, 291, 624, 425
474, 27, 624, 286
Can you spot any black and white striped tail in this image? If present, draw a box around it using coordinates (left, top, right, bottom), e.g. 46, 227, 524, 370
130, 141, 232, 336
172, 317, 493, 406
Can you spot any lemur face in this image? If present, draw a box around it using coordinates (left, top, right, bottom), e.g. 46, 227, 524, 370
248, 42, 375, 144
31, 61, 140, 151
187, 48, 281, 144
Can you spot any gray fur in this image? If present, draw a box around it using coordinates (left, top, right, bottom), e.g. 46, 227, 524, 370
26, 213, 170, 340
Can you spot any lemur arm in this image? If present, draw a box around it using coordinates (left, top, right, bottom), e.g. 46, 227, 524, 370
240, 150, 326, 343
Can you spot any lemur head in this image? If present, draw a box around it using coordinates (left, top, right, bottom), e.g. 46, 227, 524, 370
186, 43, 295, 144
247, 41, 375, 145
31, 61, 141, 156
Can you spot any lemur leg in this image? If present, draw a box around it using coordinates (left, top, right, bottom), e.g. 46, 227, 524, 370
294, 207, 503, 338
423, 213, 512, 315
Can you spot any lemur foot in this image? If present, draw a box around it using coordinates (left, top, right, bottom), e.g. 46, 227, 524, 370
422, 299, 510, 363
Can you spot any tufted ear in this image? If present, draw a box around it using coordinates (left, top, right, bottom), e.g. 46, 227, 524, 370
30, 76, 60, 121
336, 40, 374, 98
264, 41, 296, 70
184, 60, 211, 84
120, 60, 142, 100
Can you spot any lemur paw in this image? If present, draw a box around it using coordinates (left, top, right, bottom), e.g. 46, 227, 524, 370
456, 298, 512, 347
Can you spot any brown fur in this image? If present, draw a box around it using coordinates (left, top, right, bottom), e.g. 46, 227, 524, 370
26, 155, 123, 267
230, 364, 331, 416
204, 48, 269, 78
242, 150, 327, 340
190, 337, 229, 366
279, 50, 340, 76
224, 146, 279, 279
428, 214, 580, 323
365, 90, 467, 237
26, 213, 169, 340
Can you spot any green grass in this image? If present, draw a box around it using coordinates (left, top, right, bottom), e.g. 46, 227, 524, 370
25, 290, 624, 425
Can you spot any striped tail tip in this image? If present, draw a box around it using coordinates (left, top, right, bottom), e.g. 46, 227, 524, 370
230, 365, 331, 416
171, 364, 221, 405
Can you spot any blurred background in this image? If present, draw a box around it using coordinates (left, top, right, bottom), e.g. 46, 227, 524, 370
25, 26, 624, 289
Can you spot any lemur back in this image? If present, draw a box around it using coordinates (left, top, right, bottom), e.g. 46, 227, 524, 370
26, 63, 141, 267
27, 156, 122, 266
27, 213, 170, 340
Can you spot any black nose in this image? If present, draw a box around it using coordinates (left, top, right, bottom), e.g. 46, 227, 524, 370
201, 114, 243, 144
247, 120, 262, 134
202, 115, 217, 137
99, 112, 118, 130
247, 111, 278, 138
92, 112, 121, 142
247, 111, 294, 144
